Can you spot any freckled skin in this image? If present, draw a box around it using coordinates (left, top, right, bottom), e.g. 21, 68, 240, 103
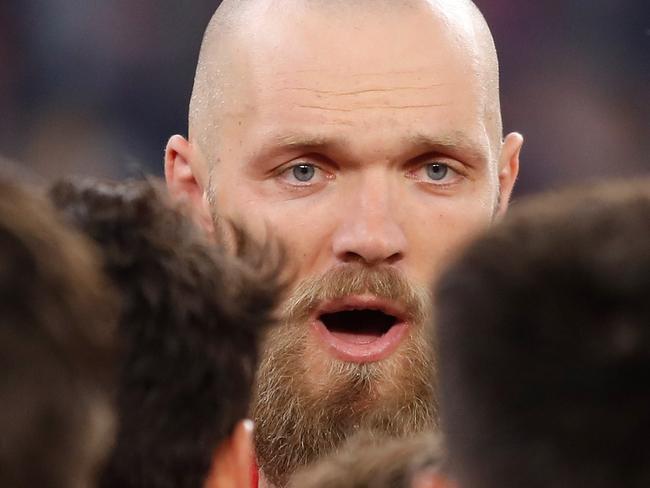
166, 0, 522, 379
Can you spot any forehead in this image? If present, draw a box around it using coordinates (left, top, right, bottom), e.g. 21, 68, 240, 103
219, 3, 491, 159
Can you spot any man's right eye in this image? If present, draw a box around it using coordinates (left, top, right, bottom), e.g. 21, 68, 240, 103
278, 161, 330, 186
291, 164, 316, 182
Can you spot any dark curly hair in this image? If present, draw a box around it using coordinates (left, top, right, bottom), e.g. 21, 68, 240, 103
49, 178, 283, 488
437, 179, 650, 488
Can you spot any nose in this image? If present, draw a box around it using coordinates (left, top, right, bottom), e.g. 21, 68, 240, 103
331, 178, 407, 266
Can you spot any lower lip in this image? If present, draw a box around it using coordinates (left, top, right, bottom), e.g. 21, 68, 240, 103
312, 319, 409, 363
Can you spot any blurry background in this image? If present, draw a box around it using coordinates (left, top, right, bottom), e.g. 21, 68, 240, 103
0, 0, 648, 195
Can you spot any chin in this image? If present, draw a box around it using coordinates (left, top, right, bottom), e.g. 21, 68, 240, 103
302, 325, 429, 407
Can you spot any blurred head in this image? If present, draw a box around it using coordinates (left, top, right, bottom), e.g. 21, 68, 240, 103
0, 179, 116, 488
437, 180, 650, 488
288, 431, 449, 488
166, 0, 522, 484
50, 178, 283, 488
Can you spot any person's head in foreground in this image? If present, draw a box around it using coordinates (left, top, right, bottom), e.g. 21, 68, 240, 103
165, 0, 523, 484
437, 179, 650, 488
49, 178, 283, 488
0, 178, 116, 488
289, 431, 449, 488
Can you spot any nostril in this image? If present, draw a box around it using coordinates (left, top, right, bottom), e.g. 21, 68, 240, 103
342, 251, 366, 264
342, 250, 403, 266
384, 251, 403, 265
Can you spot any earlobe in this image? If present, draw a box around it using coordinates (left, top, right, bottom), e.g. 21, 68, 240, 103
495, 132, 523, 219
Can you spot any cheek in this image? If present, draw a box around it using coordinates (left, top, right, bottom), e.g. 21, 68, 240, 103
402, 195, 494, 285
263, 201, 340, 276
215, 182, 340, 274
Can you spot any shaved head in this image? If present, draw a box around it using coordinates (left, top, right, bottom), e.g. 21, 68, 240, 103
169, 1, 521, 485
189, 0, 502, 168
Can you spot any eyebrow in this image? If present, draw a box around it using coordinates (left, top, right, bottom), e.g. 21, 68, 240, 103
273, 133, 342, 151
250, 130, 489, 168
245, 133, 347, 165
405, 131, 491, 168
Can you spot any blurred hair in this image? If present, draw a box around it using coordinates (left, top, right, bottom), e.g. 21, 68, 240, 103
49, 177, 284, 488
0, 178, 116, 488
437, 179, 650, 488
288, 431, 445, 488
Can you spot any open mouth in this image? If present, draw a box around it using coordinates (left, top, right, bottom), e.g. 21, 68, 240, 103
312, 296, 409, 363
320, 309, 398, 345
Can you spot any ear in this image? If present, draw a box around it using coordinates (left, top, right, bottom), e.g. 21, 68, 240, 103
494, 132, 523, 220
412, 471, 457, 488
165, 135, 215, 233
204, 419, 255, 488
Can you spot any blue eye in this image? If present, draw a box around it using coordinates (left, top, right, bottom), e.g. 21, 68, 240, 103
292, 164, 316, 182
426, 163, 448, 181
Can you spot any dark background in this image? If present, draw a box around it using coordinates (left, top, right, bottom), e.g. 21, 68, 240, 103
1, 1, 648, 195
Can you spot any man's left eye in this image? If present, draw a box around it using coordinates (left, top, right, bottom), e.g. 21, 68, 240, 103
410, 161, 458, 183
425, 163, 449, 181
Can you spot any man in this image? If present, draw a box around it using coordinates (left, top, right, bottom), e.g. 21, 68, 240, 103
165, 1, 523, 485
50, 178, 283, 488
0, 178, 116, 488
436, 180, 650, 488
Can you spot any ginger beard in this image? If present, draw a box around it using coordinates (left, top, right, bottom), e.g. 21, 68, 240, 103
252, 264, 437, 487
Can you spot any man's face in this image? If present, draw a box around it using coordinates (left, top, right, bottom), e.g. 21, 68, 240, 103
209, 4, 499, 285
169, 3, 519, 486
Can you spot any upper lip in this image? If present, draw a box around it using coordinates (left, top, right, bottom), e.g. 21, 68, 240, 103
314, 294, 409, 324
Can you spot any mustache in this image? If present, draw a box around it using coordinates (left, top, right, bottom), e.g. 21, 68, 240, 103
282, 264, 430, 325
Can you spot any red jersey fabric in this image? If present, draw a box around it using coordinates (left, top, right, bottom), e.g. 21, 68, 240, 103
250, 459, 259, 488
